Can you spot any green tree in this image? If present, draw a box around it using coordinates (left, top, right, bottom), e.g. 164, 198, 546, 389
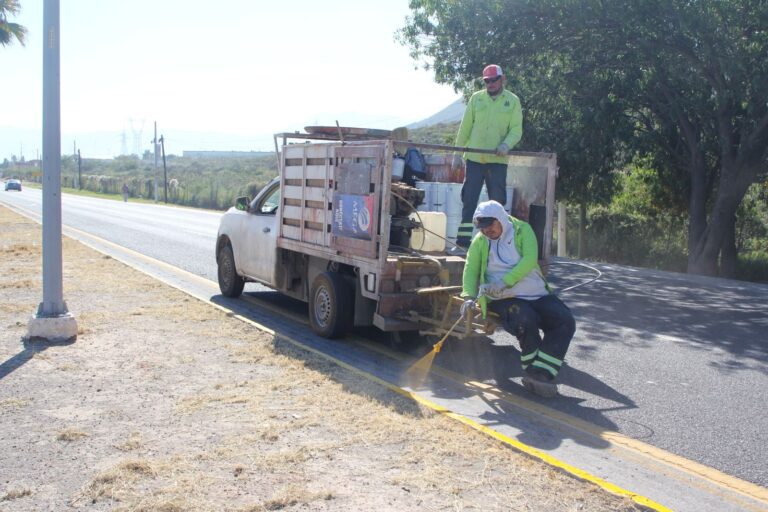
0, 0, 26, 47
399, 0, 630, 258
400, 0, 768, 277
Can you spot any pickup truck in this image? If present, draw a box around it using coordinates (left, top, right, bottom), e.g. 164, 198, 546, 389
215, 129, 557, 340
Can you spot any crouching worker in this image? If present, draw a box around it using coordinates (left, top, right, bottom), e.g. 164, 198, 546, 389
459, 200, 575, 397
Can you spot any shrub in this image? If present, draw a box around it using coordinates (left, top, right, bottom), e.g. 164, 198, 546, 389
736, 252, 768, 283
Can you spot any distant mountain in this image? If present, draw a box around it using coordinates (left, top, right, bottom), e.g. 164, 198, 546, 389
407, 98, 465, 129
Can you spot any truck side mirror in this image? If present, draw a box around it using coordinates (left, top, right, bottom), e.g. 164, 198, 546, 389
235, 196, 250, 211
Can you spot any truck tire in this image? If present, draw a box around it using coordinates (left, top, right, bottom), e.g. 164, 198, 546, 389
309, 271, 352, 338
217, 244, 245, 298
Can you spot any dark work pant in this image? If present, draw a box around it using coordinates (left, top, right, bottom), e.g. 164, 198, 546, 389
488, 294, 576, 378
456, 161, 508, 246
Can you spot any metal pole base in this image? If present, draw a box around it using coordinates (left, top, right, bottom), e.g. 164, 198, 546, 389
27, 312, 78, 342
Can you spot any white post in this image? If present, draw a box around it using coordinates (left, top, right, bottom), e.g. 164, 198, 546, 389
29, 0, 78, 341
557, 201, 567, 257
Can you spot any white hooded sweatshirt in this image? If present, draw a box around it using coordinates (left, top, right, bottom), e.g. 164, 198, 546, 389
473, 200, 549, 300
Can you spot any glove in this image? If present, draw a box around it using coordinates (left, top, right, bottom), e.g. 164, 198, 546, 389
460, 298, 476, 317
495, 143, 509, 156
451, 154, 464, 172
479, 283, 506, 298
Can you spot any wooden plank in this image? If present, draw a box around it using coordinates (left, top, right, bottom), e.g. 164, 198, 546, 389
282, 205, 303, 222
284, 185, 326, 202
282, 219, 327, 245
282, 224, 302, 241
303, 208, 328, 224
283, 146, 307, 159
303, 145, 333, 159
282, 166, 304, 180
335, 145, 382, 159
304, 165, 328, 180
301, 228, 326, 246
279, 206, 328, 226
282, 164, 328, 181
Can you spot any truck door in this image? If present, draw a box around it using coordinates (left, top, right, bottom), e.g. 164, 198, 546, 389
239, 182, 280, 285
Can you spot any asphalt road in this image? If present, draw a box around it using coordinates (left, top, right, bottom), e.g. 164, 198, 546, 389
3, 187, 767, 491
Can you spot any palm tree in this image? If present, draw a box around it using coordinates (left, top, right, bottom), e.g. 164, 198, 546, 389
0, 0, 27, 47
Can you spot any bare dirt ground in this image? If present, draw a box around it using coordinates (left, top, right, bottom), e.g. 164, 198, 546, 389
0, 205, 644, 511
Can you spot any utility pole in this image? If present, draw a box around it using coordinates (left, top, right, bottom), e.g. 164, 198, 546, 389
72, 141, 76, 188
152, 121, 159, 202
72, 141, 78, 189
77, 149, 82, 190
160, 135, 167, 203
28, 0, 78, 342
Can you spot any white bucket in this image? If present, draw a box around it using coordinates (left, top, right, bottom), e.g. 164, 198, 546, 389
409, 212, 447, 252
415, 182, 433, 211
444, 183, 462, 217
446, 217, 460, 240
392, 157, 405, 181
505, 186, 515, 213
431, 182, 447, 211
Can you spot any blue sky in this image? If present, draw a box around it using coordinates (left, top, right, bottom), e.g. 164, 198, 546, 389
1, 1, 461, 159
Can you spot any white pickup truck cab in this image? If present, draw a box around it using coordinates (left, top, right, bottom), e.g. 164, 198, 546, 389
216, 177, 281, 296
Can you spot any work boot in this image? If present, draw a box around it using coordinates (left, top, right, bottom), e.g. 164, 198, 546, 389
521, 368, 558, 398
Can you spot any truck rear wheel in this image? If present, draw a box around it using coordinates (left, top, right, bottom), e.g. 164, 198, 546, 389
309, 271, 352, 338
217, 244, 245, 298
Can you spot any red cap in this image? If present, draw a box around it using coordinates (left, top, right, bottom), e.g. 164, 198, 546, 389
482, 64, 503, 79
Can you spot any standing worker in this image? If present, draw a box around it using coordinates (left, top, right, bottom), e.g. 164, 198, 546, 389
122, 183, 129, 202
460, 200, 575, 397
451, 64, 523, 251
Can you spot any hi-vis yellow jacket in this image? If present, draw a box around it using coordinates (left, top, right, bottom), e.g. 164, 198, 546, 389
455, 88, 523, 165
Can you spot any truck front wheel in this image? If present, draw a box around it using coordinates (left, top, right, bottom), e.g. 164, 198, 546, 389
309, 271, 352, 338
217, 244, 245, 298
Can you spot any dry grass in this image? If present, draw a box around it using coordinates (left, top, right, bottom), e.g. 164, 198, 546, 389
115, 432, 144, 452
73, 459, 158, 505
261, 485, 334, 510
0, 397, 29, 409
0, 488, 32, 502
56, 428, 90, 442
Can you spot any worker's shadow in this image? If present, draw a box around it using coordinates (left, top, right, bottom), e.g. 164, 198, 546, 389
425, 335, 636, 451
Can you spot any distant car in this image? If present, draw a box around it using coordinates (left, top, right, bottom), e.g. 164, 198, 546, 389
4, 179, 22, 192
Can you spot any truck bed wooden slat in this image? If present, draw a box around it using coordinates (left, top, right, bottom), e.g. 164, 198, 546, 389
283, 164, 329, 181
283, 185, 326, 202
282, 224, 326, 245
283, 205, 329, 224
283, 145, 333, 159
